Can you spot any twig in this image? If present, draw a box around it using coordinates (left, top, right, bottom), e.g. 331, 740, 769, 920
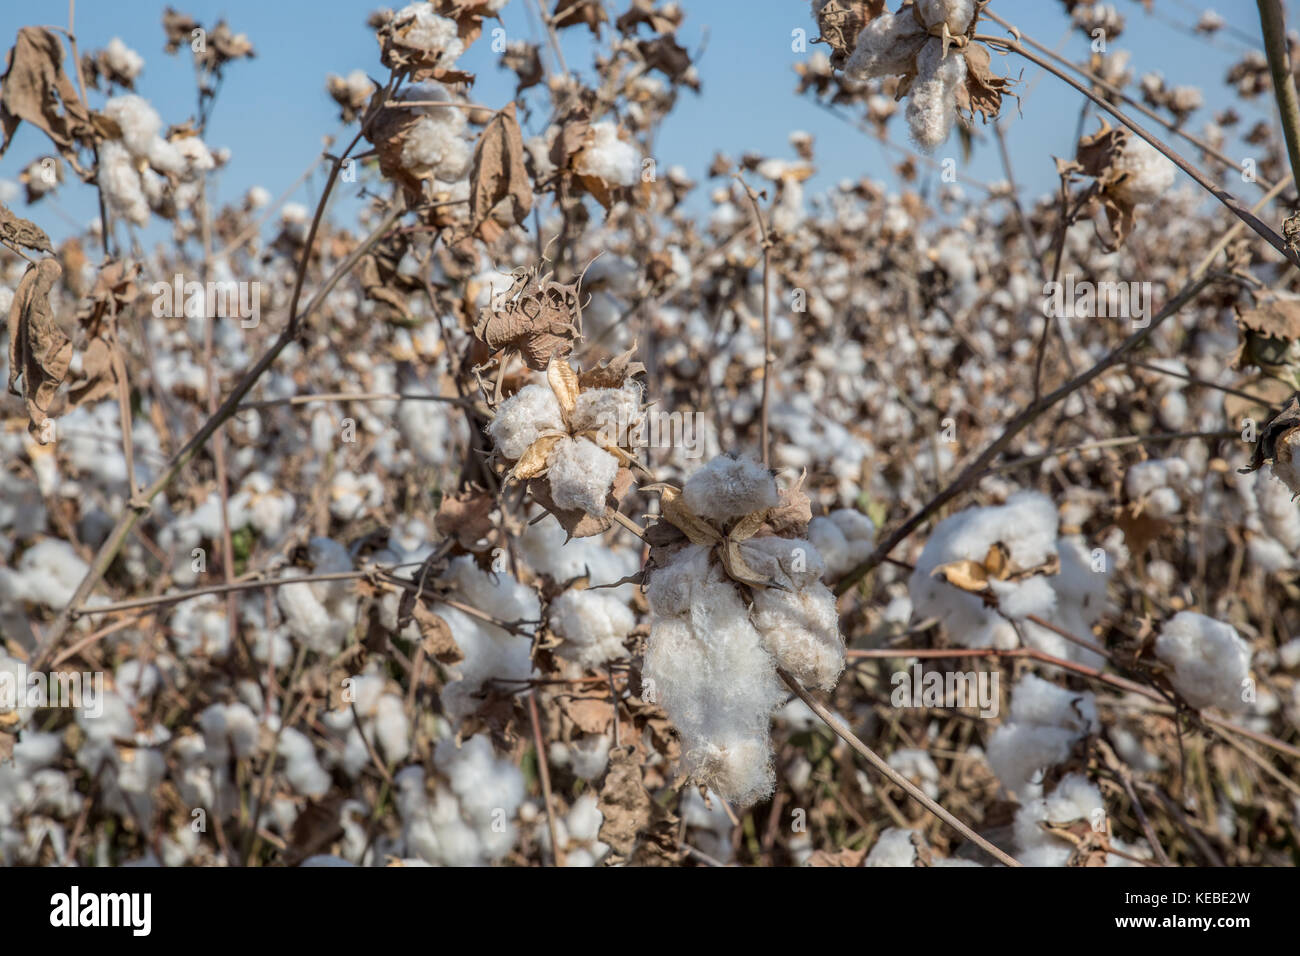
777, 667, 1022, 867
527, 690, 564, 866
1256, 0, 1300, 193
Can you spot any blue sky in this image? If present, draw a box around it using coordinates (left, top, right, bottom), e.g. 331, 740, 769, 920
0, 0, 1291, 244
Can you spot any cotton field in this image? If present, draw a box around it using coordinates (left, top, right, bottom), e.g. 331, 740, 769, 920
1, 0, 1300, 875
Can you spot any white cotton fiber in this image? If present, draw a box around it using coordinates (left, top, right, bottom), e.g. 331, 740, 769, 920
487, 384, 565, 460
865, 827, 919, 867
546, 437, 619, 516
681, 455, 779, 523
808, 508, 876, 578
576, 122, 641, 187
749, 580, 844, 690
1109, 135, 1176, 205
549, 589, 635, 668
906, 40, 967, 151
1155, 611, 1252, 712
986, 673, 1097, 795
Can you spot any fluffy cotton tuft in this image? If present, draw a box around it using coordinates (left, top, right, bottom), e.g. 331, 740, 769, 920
1109, 134, 1176, 205
1155, 612, 1252, 712
549, 589, 635, 667
906, 40, 967, 151
546, 437, 620, 516
986, 674, 1097, 795
487, 384, 565, 460
576, 122, 641, 187
681, 455, 779, 523
808, 508, 876, 579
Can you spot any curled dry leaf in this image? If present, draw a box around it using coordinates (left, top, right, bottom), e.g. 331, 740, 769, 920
0, 202, 53, 253
0, 27, 94, 170
552, 0, 608, 36
413, 603, 464, 665
7, 256, 70, 441
931, 541, 1061, 594
434, 487, 498, 551
466, 103, 532, 243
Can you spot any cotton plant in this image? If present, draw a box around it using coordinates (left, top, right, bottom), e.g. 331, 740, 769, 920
1013, 773, 1150, 867
642, 455, 846, 806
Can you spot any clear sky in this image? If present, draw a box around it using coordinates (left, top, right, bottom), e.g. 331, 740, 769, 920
0, 0, 1291, 244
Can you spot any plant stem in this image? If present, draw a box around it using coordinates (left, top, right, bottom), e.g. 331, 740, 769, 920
1257, 0, 1300, 193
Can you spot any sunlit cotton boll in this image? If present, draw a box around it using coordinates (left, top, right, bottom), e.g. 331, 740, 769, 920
546, 437, 619, 516
1155, 611, 1252, 712
487, 383, 565, 460
1109, 134, 1176, 205
549, 589, 635, 668
576, 121, 641, 188
681, 455, 779, 524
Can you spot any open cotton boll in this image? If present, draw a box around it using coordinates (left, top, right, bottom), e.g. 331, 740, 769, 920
487, 383, 565, 459
278, 728, 331, 797
400, 113, 471, 181
887, 748, 941, 799
559, 793, 609, 867
394, 3, 465, 65
845, 12, 925, 80
373, 694, 411, 764
645, 543, 712, 618
1109, 135, 1176, 205
986, 674, 1097, 794
549, 589, 635, 668
546, 437, 619, 516
104, 37, 145, 83
749, 580, 844, 690
0, 538, 89, 609
808, 509, 876, 579
918, 0, 976, 33
569, 734, 611, 780
1014, 772, 1147, 866
98, 140, 149, 226
910, 491, 1060, 649
104, 94, 162, 158
576, 121, 641, 187
570, 382, 642, 438
681, 455, 779, 523
1155, 611, 1252, 711
906, 35, 967, 150
198, 702, 261, 761
865, 826, 920, 867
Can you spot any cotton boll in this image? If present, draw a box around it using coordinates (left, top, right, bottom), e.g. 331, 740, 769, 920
198, 702, 261, 761
645, 543, 712, 618
549, 589, 635, 668
741, 535, 827, 591
104, 94, 162, 158
487, 384, 565, 459
98, 140, 149, 226
845, 12, 925, 80
569, 734, 611, 780
570, 382, 642, 438
279, 728, 331, 797
865, 827, 919, 866
1110, 135, 1176, 205
546, 437, 619, 516
986, 674, 1097, 794
681, 455, 779, 523
576, 122, 641, 187
400, 113, 471, 181
1155, 611, 1252, 712
918, 0, 975, 33
906, 41, 967, 151
104, 37, 145, 84
373, 694, 410, 764
749, 581, 844, 691
887, 748, 941, 799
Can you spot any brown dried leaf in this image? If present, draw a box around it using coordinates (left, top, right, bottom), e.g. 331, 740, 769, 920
467, 103, 532, 242
528, 465, 633, 539
552, 0, 607, 35
0, 202, 52, 253
414, 604, 464, 665
473, 266, 583, 370
0, 27, 93, 165
435, 487, 497, 550
7, 257, 70, 441
1235, 291, 1300, 342
958, 43, 1014, 124
1243, 392, 1300, 474
812, 0, 887, 69
805, 846, 867, 867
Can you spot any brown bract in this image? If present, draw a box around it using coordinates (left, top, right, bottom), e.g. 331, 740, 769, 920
931, 540, 1061, 594
473, 262, 584, 370
67, 259, 140, 409
813, 0, 887, 69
